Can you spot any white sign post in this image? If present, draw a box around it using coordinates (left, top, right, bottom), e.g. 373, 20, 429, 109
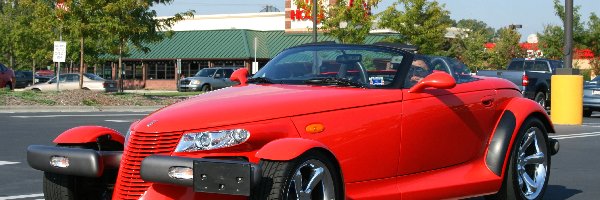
53, 41, 67, 63
53, 41, 67, 91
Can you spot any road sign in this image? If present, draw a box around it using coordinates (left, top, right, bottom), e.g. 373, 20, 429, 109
53, 41, 67, 63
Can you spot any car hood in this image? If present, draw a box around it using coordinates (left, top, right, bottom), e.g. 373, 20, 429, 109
183, 77, 210, 81
134, 84, 403, 133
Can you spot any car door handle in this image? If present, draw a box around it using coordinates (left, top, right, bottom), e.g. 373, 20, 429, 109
481, 97, 494, 107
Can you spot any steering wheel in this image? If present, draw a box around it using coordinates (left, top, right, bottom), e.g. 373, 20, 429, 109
337, 62, 368, 84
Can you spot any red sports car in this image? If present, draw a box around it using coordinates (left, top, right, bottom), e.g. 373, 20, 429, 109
28, 43, 559, 200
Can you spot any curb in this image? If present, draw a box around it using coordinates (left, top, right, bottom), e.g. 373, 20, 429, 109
0, 106, 164, 113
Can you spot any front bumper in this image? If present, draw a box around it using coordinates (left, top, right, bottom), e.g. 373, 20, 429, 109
27, 145, 122, 177
140, 155, 261, 196
584, 96, 600, 111
178, 85, 202, 92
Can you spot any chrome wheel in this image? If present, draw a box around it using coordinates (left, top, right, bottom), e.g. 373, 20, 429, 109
534, 92, 546, 108
516, 127, 548, 200
287, 159, 336, 200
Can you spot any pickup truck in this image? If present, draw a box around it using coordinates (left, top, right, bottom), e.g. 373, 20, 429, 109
476, 58, 564, 108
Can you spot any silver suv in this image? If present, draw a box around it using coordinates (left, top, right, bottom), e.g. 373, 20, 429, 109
178, 67, 240, 92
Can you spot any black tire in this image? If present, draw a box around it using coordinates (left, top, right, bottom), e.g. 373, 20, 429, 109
583, 110, 593, 117
252, 150, 344, 200
487, 118, 551, 200
43, 172, 76, 200
200, 84, 211, 92
534, 92, 546, 109
43, 145, 111, 200
4, 82, 13, 91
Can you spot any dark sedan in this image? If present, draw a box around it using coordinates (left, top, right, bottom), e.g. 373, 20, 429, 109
14, 71, 52, 88
583, 76, 600, 117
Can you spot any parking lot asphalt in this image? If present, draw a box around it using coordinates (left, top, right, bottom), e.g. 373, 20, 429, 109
0, 112, 598, 199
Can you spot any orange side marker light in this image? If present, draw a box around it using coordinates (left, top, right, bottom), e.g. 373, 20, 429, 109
305, 123, 325, 134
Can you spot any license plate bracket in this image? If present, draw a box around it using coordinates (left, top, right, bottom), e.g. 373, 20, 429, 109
193, 159, 252, 196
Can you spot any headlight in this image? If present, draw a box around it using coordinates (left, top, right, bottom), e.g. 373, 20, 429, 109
191, 80, 201, 85
174, 129, 250, 152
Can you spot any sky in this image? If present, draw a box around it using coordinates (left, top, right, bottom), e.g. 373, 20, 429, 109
152, 0, 600, 42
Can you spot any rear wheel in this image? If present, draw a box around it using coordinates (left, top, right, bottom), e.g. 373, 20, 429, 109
534, 92, 546, 109
252, 150, 343, 200
487, 118, 551, 200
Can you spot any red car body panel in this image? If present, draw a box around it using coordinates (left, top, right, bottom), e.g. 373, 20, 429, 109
133, 84, 404, 133
254, 138, 330, 161
53, 126, 124, 144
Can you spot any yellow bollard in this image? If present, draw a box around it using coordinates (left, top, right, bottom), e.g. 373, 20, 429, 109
550, 75, 583, 125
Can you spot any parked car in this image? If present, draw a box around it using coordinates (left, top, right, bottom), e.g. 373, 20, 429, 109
35, 69, 55, 77
27, 43, 559, 200
0, 63, 15, 90
583, 76, 600, 117
476, 58, 564, 108
14, 71, 52, 88
177, 67, 240, 92
25, 73, 117, 92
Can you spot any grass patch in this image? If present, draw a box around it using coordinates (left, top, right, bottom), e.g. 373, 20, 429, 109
1, 90, 56, 105
82, 99, 99, 106
142, 92, 203, 97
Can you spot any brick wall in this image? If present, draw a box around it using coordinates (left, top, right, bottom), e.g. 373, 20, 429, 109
145, 80, 177, 90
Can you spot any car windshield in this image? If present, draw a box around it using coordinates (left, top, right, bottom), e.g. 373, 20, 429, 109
195, 69, 216, 77
84, 73, 104, 81
252, 45, 408, 88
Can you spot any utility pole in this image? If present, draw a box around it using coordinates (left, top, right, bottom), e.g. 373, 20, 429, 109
564, 0, 573, 68
312, 0, 317, 43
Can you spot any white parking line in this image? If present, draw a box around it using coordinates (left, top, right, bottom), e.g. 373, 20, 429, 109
11, 114, 146, 118
0, 193, 43, 200
105, 120, 134, 123
0, 161, 19, 166
551, 132, 600, 140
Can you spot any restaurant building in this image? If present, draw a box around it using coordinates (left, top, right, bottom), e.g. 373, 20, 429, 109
94, 11, 397, 90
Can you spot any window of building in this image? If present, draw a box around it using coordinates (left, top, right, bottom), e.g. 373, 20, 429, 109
213, 60, 245, 68
135, 64, 143, 79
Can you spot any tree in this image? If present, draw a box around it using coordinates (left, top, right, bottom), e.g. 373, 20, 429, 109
0, 0, 55, 72
325, 0, 380, 44
0, 1, 19, 68
293, 0, 381, 44
586, 13, 600, 55
552, 0, 586, 45
447, 30, 488, 72
456, 19, 495, 42
538, 25, 564, 60
101, 0, 193, 92
378, 0, 452, 55
538, 0, 587, 61
13, 1, 56, 72
488, 28, 523, 69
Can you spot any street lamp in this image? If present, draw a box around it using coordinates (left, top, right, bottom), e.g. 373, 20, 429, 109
508, 24, 522, 30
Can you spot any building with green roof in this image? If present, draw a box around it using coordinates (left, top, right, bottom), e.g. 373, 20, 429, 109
97, 29, 396, 90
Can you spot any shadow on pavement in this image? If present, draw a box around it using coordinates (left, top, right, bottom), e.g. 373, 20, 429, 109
544, 185, 582, 199
465, 185, 581, 200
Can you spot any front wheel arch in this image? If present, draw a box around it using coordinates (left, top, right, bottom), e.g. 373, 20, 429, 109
487, 117, 551, 200
252, 149, 345, 200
